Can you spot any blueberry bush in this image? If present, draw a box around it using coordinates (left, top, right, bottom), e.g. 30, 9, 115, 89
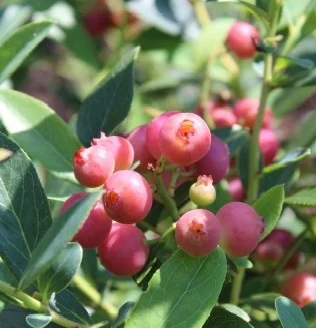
0, 0, 315, 327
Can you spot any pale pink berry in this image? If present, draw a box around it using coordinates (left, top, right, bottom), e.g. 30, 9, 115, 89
73, 146, 115, 187
98, 223, 149, 276
195, 135, 230, 184
228, 177, 245, 201
233, 98, 272, 129
281, 273, 316, 308
91, 132, 134, 171
226, 21, 259, 59
259, 129, 279, 164
60, 192, 112, 248
127, 125, 156, 172
159, 113, 211, 165
175, 209, 221, 257
217, 202, 263, 257
147, 111, 179, 159
103, 170, 152, 224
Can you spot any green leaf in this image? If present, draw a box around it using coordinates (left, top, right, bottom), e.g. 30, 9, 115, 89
125, 248, 227, 328
212, 126, 248, 157
288, 113, 316, 148
260, 148, 310, 192
19, 191, 102, 290
52, 289, 92, 325
77, 47, 139, 146
39, 243, 83, 302
275, 296, 308, 328
285, 187, 316, 206
112, 302, 135, 328
0, 5, 31, 44
0, 132, 52, 282
26, 314, 51, 328
254, 185, 284, 240
203, 306, 254, 327
0, 89, 80, 177
206, 0, 270, 28
220, 304, 251, 322
230, 257, 253, 269
0, 20, 53, 83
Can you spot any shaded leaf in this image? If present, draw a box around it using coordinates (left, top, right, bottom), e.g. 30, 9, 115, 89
0, 132, 52, 282
0, 89, 80, 178
203, 306, 253, 327
112, 302, 135, 328
285, 187, 316, 207
125, 248, 227, 328
19, 191, 102, 290
212, 126, 248, 157
77, 47, 139, 146
275, 296, 308, 328
0, 20, 53, 83
39, 243, 83, 302
53, 289, 92, 325
0, 305, 32, 328
254, 185, 284, 240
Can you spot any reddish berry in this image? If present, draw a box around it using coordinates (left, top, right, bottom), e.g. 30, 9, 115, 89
228, 177, 245, 201
92, 133, 134, 171
147, 111, 179, 159
60, 192, 112, 248
217, 202, 263, 257
189, 175, 216, 206
212, 108, 237, 128
233, 98, 272, 129
159, 113, 211, 166
83, 8, 116, 37
175, 209, 221, 257
195, 135, 230, 184
281, 272, 316, 308
259, 129, 280, 164
226, 21, 259, 59
127, 125, 156, 173
73, 146, 115, 187
98, 223, 149, 276
103, 170, 152, 224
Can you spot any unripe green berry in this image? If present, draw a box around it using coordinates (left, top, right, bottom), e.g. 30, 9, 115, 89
189, 175, 216, 206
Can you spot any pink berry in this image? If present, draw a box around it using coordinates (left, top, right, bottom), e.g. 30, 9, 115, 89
233, 98, 272, 129
91, 133, 134, 171
175, 209, 221, 257
212, 108, 237, 128
281, 272, 316, 308
127, 125, 156, 173
228, 177, 245, 201
73, 146, 115, 187
60, 192, 112, 248
226, 21, 259, 59
217, 202, 263, 257
189, 175, 216, 206
147, 111, 179, 159
103, 170, 152, 224
259, 129, 279, 164
159, 113, 211, 166
98, 223, 149, 276
195, 135, 230, 184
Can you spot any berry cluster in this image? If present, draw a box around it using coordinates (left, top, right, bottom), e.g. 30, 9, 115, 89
62, 111, 266, 278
